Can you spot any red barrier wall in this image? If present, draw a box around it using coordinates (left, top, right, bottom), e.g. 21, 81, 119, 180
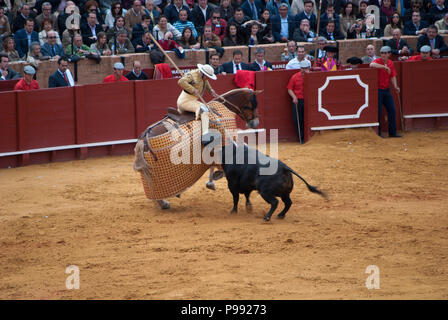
0, 79, 19, 92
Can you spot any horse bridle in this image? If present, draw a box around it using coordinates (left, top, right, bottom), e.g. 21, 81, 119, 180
213, 93, 258, 123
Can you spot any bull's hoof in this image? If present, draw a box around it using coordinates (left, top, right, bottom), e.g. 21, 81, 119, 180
157, 200, 170, 210
263, 216, 271, 222
206, 181, 216, 191
277, 214, 285, 219
245, 204, 253, 213
230, 208, 237, 214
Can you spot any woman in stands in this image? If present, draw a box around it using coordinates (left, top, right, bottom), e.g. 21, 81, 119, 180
218, 0, 234, 21
105, 1, 127, 29
90, 32, 112, 56
340, 1, 357, 38
153, 15, 181, 41
258, 9, 274, 43
222, 22, 245, 46
106, 16, 130, 42
242, 22, 264, 45
38, 18, 61, 46
2, 36, 20, 62
383, 12, 404, 37
177, 27, 200, 49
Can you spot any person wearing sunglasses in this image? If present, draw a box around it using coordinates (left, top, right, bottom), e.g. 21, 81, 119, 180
205, 9, 227, 41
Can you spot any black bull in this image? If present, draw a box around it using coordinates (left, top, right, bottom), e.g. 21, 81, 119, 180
212, 143, 328, 221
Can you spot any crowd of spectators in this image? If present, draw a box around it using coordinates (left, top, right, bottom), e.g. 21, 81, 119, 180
1, 0, 447, 88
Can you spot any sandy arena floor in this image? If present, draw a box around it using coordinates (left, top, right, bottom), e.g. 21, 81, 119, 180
0, 128, 447, 300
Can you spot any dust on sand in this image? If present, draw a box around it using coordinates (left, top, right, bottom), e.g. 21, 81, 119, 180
0, 129, 447, 299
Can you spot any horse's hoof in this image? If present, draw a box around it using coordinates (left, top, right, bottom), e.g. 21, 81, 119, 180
206, 181, 216, 191
157, 200, 170, 210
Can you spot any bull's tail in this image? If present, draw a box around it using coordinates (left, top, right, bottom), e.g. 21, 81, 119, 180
133, 139, 153, 186
285, 165, 328, 200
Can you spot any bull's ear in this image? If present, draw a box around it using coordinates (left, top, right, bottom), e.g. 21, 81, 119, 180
254, 90, 264, 95
212, 170, 224, 181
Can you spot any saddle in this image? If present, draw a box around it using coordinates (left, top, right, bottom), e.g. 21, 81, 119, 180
166, 107, 195, 124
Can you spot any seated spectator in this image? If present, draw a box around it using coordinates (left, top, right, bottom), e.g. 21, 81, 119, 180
109, 29, 135, 54
173, 9, 198, 39
347, 18, 367, 39
241, 0, 263, 21
271, 3, 296, 42
416, 24, 448, 58
205, 9, 228, 41
319, 4, 340, 34
35, 2, 58, 32
428, 0, 448, 24
144, 0, 161, 26
228, 7, 250, 28
90, 31, 112, 55
404, 9, 429, 35
158, 30, 184, 56
13, 4, 37, 33
218, 0, 234, 21
220, 49, 250, 74
81, 0, 106, 30
250, 47, 273, 71
209, 52, 223, 74
103, 62, 129, 82
292, 18, 315, 42
242, 21, 265, 45
384, 11, 404, 37
435, 12, 448, 33
105, 1, 127, 29
405, 44, 433, 61
198, 24, 222, 49
321, 19, 344, 40
38, 18, 61, 46
356, 0, 368, 20
0, 53, 22, 80
381, 0, 395, 25
62, 24, 81, 50
320, 45, 340, 71
281, 40, 296, 61
125, 60, 149, 80
361, 44, 379, 64
386, 28, 413, 58
177, 27, 200, 49
48, 57, 73, 87
153, 15, 181, 41
404, 0, 428, 23
291, 0, 317, 16
340, 1, 357, 38
132, 14, 153, 44
58, 1, 78, 35
286, 44, 310, 69
222, 22, 246, 46
164, 0, 191, 24
364, 13, 383, 38
81, 12, 104, 47
192, 0, 214, 35
65, 33, 93, 57
266, 0, 290, 17
0, 6, 11, 46
2, 36, 20, 62
124, 0, 144, 33
134, 31, 154, 52
309, 36, 327, 60
14, 18, 39, 58
41, 30, 65, 59
26, 41, 50, 69
321, 0, 343, 14
295, 0, 317, 33
258, 8, 274, 43
107, 16, 131, 42
14, 65, 40, 90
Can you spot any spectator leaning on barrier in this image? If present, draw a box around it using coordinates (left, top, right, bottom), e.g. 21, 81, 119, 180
286, 44, 310, 70
26, 41, 50, 69
405, 44, 433, 60
0, 52, 22, 80
292, 18, 315, 42
178, 26, 200, 49
369, 46, 402, 138
386, 28, 413, 58
209, 52, 223, 75
321, 19, 344, 41
417, 24, 448, 58
65, 33, 93, 57
250, 47, 273, 71
198, 24, 223, 51
90, 31, 112, 56
14, 65, 40, 90
281, 40, 296, 61
220, 49, 250, 74
48, 56, 72, 87
361, 44, 379, 64
287, 59, 311, 144
404, 10, 429, 35
103, 62, 129, 82
125, 60, 149, 80
109, 29, 135, 54
222, 22, 246, 46
134, 31, 155, 52
153, 15, 181, 41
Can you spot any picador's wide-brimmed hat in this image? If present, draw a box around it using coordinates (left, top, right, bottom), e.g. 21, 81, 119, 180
197, 64, 217, 80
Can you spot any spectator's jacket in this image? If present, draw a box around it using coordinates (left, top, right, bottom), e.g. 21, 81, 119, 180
14, 28, 39, 58
403, 20, 429, 35
14, 78, 40, 90
48, 70, 70, 88
205, 18, 227, 41
295, 11, 318, 32
133, 39, 153, 53
0, 67, 21, 80
81, 23, 105, 47
13, 13, 38, 33
428, 5, 448, 24
321, 28, 344, 41
132, 23, 153, 44
124, 8, 143, 32
191, 4, 214, 34
125, 70, 149, 80
164, 4, 191, 24
153, 23, 182, 41
435, 18, 448, 33
198, 33, 222, 48
241, 0, 264, 20
385, 38, 414, 55
250, 60, 273, 71
109, 38, 135, 54
417, 34, 448, 53
319, 12, 341, 34
271, 14, 297, 42
220, 61, 251, 74
265, 0, 290, 16
41, 42, 65, 58
65, 44, 92, 57
173, 20, 198, 38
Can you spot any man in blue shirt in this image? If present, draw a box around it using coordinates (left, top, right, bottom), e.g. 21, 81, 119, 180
14, 18, 39, 58
272, 3, 296, 42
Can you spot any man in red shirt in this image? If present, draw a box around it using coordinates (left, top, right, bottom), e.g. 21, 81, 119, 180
406, 45, 433, 61
369, 46, 401, 138
287, 59, 311, 144
14, 66, 40, 91
103, 62, 129, 83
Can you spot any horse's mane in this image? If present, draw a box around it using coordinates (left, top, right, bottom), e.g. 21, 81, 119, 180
212, 88, 253, 101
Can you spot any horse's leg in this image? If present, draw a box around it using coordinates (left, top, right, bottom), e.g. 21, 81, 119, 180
206, 167, 216, 190
156, 200, 170, 209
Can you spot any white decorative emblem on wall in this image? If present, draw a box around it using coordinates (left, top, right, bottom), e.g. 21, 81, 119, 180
318, 75, 369, 120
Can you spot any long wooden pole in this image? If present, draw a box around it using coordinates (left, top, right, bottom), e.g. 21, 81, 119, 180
148, 32, 184, 75
313, 0, 323, 67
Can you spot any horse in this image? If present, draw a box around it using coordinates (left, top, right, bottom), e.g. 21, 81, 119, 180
133, 88, 261, 209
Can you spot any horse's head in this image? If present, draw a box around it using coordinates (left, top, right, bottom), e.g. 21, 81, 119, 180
218, 88, 262, 129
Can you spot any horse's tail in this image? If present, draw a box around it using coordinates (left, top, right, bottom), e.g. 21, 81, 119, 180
284, 165, 328, 200
134, 139, 153, 185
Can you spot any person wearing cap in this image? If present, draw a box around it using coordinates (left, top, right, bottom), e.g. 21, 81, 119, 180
14, 65, 40, 90
320, 45, 340, 71
103, 62, 129, 83
369, 46, 401, 138
406, 45, 433, 61
286, 59, 311, 144
177, 64, 219, 144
